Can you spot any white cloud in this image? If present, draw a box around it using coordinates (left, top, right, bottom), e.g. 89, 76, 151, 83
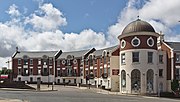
139, 0, 180, 26
6, 4, 21, 17
25, 3, 67, 31
1, 1, 180, 68
107, 0, 180, 44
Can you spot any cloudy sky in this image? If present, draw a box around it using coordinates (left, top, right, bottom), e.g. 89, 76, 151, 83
0, 0, 180, 68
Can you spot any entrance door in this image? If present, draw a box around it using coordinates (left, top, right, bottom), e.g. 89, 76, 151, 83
131, 69, 141, 94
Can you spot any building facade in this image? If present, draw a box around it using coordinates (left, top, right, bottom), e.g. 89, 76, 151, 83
12, 19, 180, 94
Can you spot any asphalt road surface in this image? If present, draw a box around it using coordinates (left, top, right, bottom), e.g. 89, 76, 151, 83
0, 86, 179, 102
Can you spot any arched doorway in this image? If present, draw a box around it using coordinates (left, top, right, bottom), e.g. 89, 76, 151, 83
146, 69, 154, 93
131, 69, 141, 93
121, 70, 126, 92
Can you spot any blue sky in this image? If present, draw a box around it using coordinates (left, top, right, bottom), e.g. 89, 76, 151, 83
0, 0, 180, 68
0, 0, 126, 33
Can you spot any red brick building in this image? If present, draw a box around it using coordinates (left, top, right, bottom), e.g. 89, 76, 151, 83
12, 19, 180, 93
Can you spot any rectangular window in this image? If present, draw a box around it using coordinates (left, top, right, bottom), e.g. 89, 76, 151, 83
49, 68, 52, 75
30, 59, 33, 65
108, 67, 110, 76
85, 59, 88, 65
90, 59, 93, 66
57, 69, 61, 76
159, 69, 163, 77
18, 59, 21, 65
100, 68, 103, 76
49, 58, 53, 65
108, 58, 110, 63
23, 59, 28, 65
159, 55, 163, 63
23, 68, 28, 75
57, 60, 60, 66
30, 68, 33, 75
176, 69, 180, 80
132, 52, 139, 62
104, 67, 107, 74
18, 69, 21, 75
121, 53, 125, 64
100, 58, 103, 64
94, 59, 97, 64
104, 57, 107, 64
38, 59, 41, 65
43, 61, 47, 65
80, 68, 83, 76
43, 68, 48, 75
38, 69, 41, 75
176, 54, 180, 63
148, 52, 153, 63
94, 69, 97, 77
74, 69, 77, 76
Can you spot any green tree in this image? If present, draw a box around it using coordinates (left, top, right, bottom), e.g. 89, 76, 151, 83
171, 79, 179, 91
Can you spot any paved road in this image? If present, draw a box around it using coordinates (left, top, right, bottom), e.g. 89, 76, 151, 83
0, 86, 179, 102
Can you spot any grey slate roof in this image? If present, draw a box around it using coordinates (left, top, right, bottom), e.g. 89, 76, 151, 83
94, 45, 118, 56
14, 51, 58, 58
165, 42, 180, 51
13, 45, 118, 59
58, 49, 90, 59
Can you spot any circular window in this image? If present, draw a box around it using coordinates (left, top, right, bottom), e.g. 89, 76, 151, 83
131, 37, 140, 47
147, 37, 154, 47
61, 60, 66, 65
121, 39, 126, 49
73, 59, 77, 64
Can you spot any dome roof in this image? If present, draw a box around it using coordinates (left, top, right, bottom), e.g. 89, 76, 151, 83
122, 19, 155, 34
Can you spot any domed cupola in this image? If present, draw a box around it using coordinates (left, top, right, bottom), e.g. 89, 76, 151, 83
122, 19, 155, 35
118, 19, 159, 51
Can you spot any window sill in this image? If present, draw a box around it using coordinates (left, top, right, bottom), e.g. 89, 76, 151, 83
159, 76, 163, 78
132, 62, 140, 65
121, 63, 126, 65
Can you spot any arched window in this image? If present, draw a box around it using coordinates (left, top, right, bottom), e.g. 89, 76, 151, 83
131, 69, 141, 92
147, 69, 154, 92
121, 70, 126, 88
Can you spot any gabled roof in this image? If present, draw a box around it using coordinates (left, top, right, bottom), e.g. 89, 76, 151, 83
58, 49, 89, 59
165, 42, 180, 51
13, 51, 58, 58
94, 45, 118, 57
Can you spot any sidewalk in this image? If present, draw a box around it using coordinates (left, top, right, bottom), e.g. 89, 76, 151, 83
0, 98, 28, 102
27, 84, 58, 91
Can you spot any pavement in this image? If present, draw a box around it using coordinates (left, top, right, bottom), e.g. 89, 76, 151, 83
0, 98, 28, 102
0, 84, 174, 102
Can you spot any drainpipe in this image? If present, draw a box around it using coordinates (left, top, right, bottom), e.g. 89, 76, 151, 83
53, 56, 56, 90
171, 50, 174, 81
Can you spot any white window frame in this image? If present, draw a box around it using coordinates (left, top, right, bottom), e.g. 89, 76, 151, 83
121, 39, 126, 49
147, 37, 154, 47
131, 36, 140, 47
